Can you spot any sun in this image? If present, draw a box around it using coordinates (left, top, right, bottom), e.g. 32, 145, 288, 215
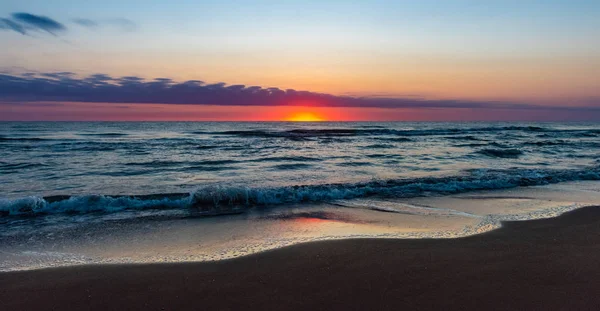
285, 112, 324, 122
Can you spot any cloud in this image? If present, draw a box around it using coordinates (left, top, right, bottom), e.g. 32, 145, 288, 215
10, 13, 66, 35
1, 12, 137, 36
73, 17, 137, 31
72, 18, 98, 28
0, 72, 598, 112
0, 18, 27, 34
106, 18, 137, 31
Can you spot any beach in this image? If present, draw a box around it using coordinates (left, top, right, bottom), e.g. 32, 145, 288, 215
2, 205, 599, 310
1, 1, 599, 309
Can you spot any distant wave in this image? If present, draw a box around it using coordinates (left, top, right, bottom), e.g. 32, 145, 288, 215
523, 140, 568, 146
79, 133, 128, 137
454, 143, 490, 147
195, 145, 219, 150
252, 156, 322, 162
2, 126, 596, 144
375, 137, 412, 142
52, 142, 120, 152
124, 160, 193, 167
477, 148, 523, 158
365, 154, 401, 159
362, 144, 395, 149
575, 132, 599, 137
336, 161, 372, 167
521, 140, 600, 148
203, 125, 580, 140
0, 137, 50, 142
124, 159, 239, 167
2, 165, 599, 217
271, 163, 314, 170
0, 161, 48, 171
446, 135, 486, 141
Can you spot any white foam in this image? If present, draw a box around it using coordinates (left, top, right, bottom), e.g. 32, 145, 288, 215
0, 181, 598, 272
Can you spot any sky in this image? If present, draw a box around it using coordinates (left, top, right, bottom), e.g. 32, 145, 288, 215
0, 0, 599, 121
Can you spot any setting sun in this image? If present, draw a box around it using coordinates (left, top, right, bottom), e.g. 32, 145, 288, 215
285, 112, 324, 122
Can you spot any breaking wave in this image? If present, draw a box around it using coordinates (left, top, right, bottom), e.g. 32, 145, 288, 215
2, 165, 599, 217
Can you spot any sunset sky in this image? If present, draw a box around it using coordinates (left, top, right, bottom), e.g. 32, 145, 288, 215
1, 0, 599, 121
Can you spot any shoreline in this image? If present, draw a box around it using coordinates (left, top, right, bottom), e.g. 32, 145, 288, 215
2, 205, 600, 310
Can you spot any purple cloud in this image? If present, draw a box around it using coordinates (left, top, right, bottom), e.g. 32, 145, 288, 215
0, 72, 598, 114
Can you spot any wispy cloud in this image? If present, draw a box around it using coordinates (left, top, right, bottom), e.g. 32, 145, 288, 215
0, 17, 27, 35
72, 18, 98, 28
1, 12, 66, 35
1, 12, 137, 36
11, 13, 66, 35
106, 18, 137, 32
73, 17, 137, 31
1, 72, 598, 113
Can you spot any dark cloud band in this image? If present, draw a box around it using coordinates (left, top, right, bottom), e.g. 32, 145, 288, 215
0, 72, 597, 112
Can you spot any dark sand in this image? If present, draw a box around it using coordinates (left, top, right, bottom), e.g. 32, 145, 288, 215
2, 206, 600, 311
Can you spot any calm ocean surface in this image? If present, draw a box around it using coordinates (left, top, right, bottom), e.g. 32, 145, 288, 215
2, 122, 600, 271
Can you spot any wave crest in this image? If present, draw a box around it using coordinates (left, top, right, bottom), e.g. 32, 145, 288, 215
1, 166, 599, 217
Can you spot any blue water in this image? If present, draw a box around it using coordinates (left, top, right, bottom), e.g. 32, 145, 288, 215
1, 122, 600, 217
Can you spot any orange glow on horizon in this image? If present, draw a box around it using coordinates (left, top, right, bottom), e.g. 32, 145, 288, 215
285, 111, 325, 122
7, 102, 585, 122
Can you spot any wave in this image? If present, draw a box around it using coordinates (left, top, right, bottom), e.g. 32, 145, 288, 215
454, 143, 490, 147
187, 165, 238, 172
124, 160, 190, 167
196, 145, 219, 150
2, 165, 599, 217
365, 154, 401, 159
2, 126, 597, 146
575, 132, 598, 137
0, 161, 48, 171
501, 126, 546, 132
521, 140, 600, 149
362, 144, 395, 149
271, 163, 314, 170
523, 140, 568, 146
477, 148, 523, 158
52, 142, 120, 152
251, 156, 322, 162
79, 133, 128, 137
457, 142, 511, 148
336, 161, 371, 167
444, 135, 483, 141
0, 194, 190, 217
358, 125, 387, 129
206, 126, 559, 140
0, 137, 50, 142
375, 137, 412, 142
124, 159, 239, 167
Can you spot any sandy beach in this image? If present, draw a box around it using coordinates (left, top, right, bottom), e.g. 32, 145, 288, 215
2, 205, 599, 310
2, 1, 599, 309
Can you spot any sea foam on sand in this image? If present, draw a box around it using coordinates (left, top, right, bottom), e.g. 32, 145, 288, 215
0, 181, 599, 272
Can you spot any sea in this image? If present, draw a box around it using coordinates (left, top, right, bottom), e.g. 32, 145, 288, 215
1, 121, 600, 271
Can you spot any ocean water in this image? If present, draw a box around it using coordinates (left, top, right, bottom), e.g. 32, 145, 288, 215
1, 122, 600, 270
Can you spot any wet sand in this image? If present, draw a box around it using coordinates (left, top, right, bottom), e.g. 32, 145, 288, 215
1, 206, 600, 311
